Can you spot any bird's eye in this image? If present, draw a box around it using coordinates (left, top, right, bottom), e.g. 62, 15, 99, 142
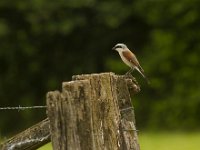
116, 45, 122, 48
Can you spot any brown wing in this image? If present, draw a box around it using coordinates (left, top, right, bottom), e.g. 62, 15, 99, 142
122, 50, 149, 83
122, 50, 145, 73
122, 51, 140, 67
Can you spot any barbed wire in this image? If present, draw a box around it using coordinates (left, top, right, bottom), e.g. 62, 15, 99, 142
120, 106, 134, 112
0, 105, 47, 111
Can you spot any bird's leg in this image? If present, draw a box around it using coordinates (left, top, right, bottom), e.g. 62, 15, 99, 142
125, 68, 133, 75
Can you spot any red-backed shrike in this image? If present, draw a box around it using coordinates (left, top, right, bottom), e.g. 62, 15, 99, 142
112, 43, 149, 83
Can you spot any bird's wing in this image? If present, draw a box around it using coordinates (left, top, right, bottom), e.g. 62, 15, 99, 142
122, 50, 150, 84
122, 50, 140, 67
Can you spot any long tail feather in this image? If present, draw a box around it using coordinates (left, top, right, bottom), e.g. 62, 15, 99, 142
135, 67, 150, 84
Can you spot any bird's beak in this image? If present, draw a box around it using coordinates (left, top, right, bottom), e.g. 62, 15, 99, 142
112, 46, 116, 51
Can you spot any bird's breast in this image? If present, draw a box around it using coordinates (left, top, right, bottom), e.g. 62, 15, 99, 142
119, 52, 133, 68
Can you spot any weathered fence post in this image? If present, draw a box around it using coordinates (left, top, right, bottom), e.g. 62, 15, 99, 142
47, 72, 140, 150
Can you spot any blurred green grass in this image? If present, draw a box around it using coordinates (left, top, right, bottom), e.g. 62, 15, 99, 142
139, 132, 200, 150
37, 143, 52, 150
37, 132, 200, 150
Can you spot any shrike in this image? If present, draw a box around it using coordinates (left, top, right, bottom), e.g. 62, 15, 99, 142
112, 43, 149, 83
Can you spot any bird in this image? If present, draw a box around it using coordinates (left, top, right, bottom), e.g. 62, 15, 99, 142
112, 43, 149, 84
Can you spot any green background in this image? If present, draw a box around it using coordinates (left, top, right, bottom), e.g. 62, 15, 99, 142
0, 0, 200, 138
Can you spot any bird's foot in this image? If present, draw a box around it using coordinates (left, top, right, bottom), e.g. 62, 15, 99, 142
125, 72, 132, 78
125, 72, 131, 76
125, 68, 133, 76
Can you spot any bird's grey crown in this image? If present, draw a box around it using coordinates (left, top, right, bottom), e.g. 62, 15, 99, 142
114, 43, 127, 49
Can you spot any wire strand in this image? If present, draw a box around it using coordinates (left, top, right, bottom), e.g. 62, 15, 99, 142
0, 105, 47, 111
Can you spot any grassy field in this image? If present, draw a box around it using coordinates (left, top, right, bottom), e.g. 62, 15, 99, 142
38, 132, 200, 150
139, 132, 200, 150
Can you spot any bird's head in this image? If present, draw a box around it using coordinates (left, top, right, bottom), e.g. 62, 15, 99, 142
112, 43, 128, 52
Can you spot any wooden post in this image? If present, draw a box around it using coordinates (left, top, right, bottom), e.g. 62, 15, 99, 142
46, 72, 140, 150
0, 118, 50, 150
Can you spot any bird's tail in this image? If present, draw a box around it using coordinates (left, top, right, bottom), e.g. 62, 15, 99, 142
135, 66, 150, 84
